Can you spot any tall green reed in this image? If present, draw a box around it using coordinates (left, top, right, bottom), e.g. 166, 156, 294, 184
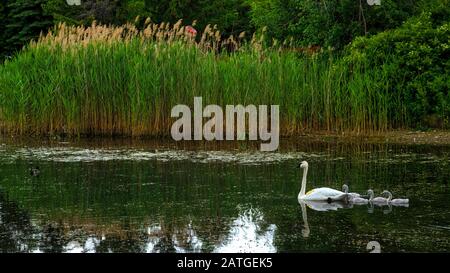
0, 22, 393, 137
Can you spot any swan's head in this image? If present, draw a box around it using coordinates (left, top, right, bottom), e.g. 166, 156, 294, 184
381, 190, 392, 199
367, 189, 374, 199
299, 161, 308, 169
342, 184, 349, 193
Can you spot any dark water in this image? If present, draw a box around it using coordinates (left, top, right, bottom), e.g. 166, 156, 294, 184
0, 139, 449, 253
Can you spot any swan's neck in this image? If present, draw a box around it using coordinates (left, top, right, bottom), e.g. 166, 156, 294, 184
299, 166, 308, 197
386, 192, 392, 202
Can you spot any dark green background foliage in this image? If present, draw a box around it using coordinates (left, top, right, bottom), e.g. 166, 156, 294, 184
249, 0, 428, 48
1, 0, 446, 55
142, 0, 251, 36
42, 0, 432, 48
1, 0, 52, 57
345, 3, 450, 128
0, 1, 7, 56
42, 0, 252, 35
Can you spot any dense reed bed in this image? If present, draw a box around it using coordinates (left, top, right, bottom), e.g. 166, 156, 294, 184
0, 21, 392, 137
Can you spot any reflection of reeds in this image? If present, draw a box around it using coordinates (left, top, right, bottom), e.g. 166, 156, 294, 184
0, 21, 392, 137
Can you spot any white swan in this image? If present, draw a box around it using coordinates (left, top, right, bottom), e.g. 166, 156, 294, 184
368, 189, 389, 205
385, 190, 410, 206
297, 161, 349, 202
342, 184, 361, 199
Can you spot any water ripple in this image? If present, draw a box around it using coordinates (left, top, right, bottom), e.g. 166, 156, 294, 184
1, 147, 321, 165
0, 146, 448, 165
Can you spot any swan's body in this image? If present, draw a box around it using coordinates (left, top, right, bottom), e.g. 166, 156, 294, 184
368, 190, 389, 205
350, 196, 369, 205
297, 161, 349, 202
299, 200, 348, 212
342, 184, 361, 199
391, 199, 409, 205
301, 187, 349, 202
391, 202, 409, 207
384, 191, 410, 205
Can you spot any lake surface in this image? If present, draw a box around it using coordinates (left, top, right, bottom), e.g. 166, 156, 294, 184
0, 138, 449, 253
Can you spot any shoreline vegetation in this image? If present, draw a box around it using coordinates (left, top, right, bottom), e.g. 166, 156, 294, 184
0, 12, 449, 138
2, 130, 450, 147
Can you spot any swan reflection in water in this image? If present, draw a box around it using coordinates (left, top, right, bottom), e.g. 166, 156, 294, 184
298, 200, 351, 238
298, 197, 410, 238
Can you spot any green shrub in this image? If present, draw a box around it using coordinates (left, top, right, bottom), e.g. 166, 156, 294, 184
248, 0, 443, 49
345, 8, 450, 128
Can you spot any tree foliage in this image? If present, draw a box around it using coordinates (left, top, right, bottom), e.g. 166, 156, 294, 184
0, 1, 7, 57
3, 0, 443, 57
345, 3, 450, 128
2, 0, 52, 57
248, 0, 434, 48
42, 0, 251, 36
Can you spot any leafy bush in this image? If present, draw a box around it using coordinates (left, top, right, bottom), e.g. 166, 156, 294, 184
248, 0, 437, 49
345, 6, 450, 128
